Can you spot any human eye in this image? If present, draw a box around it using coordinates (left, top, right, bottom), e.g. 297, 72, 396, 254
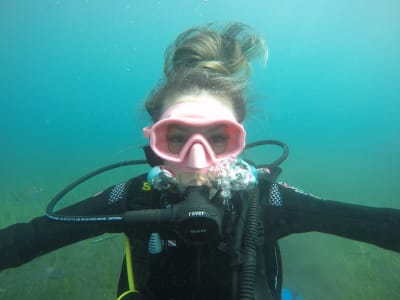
208, 133, 228, 144
168, 134, 188, 144
167, 130, 189, 154
207, 133, 228, 154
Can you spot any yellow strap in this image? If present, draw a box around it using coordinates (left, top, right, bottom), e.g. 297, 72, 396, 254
124, 234, 136, 290
116, 234, 140, 300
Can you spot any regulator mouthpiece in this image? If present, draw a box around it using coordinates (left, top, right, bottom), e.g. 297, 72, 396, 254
147, 158, 257, 199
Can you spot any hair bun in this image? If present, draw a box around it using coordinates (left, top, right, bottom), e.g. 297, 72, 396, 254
164, 22, 267, 84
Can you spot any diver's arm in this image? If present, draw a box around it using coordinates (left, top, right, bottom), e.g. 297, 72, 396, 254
261, 182, 400, 252
0, 180, 134, 270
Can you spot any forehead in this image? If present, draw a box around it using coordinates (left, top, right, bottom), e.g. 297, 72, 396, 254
162, 91, 235, 118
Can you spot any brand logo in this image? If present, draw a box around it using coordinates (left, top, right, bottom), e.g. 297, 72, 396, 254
142, 182, 152, 191
188, 211, 206, 217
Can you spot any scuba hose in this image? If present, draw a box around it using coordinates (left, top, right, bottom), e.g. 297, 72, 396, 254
239, 189, 258, 300
46, 140, 288, 222
230, 189, 259, 300
231, 191, 249, 300
45, 140, 289, 300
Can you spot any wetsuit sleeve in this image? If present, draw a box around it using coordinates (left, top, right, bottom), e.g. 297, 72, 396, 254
0, 176, 146, 270
261, 181, 400, 252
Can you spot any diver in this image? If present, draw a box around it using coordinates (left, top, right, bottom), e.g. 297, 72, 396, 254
1, 22, 400, 300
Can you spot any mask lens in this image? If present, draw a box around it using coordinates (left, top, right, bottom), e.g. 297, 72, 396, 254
145, 119, 246, 163
167, 125, 192, 154
167, 124, 229, 155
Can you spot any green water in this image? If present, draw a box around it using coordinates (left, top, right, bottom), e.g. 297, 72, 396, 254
1, 1, 399, 299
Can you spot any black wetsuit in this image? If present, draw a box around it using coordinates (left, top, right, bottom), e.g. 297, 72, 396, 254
1, 173, 400, 300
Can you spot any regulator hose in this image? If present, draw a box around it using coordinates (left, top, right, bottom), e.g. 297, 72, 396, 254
239, 189, 258, 300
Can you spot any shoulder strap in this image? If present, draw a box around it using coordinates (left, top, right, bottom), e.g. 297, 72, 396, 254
254, 189, 282, 300
262, 242, 283, 299
260, 182, 283, 299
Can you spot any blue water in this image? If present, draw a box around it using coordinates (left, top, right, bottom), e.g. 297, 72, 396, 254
1, 1, 399, 299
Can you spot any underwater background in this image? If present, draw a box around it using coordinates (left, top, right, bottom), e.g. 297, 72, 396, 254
1, 0, 399, 299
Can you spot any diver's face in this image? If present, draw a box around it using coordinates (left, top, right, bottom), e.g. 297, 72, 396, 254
166, 123, 229, 189
159, 92, 241, 189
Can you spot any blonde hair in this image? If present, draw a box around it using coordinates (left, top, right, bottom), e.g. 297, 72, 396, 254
145, 22, 267, 122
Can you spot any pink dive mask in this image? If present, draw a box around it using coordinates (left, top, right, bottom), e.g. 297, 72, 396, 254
143, 102, 246, 171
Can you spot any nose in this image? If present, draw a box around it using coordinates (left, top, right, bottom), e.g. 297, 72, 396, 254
185, 143, 210, 169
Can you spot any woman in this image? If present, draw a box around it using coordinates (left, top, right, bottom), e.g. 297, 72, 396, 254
1, 22, 399, 300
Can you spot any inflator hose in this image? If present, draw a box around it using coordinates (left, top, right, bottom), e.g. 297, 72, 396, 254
46, 140, 288, 223
239, 189, 258, 300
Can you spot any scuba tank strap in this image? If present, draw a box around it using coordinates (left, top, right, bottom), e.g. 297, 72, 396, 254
259, 181, 284, 299
263, 242, 283, 300
255, 244, 275, 300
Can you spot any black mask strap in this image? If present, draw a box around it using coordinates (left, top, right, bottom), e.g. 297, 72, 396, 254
143, 145, 164, 167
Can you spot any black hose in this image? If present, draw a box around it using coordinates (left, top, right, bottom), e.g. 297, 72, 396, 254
245, 140, 289, 169
46, 160, 147, 222
45, 140, 288, 223
232, 193, 249, 300
239, 189, 258, 300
